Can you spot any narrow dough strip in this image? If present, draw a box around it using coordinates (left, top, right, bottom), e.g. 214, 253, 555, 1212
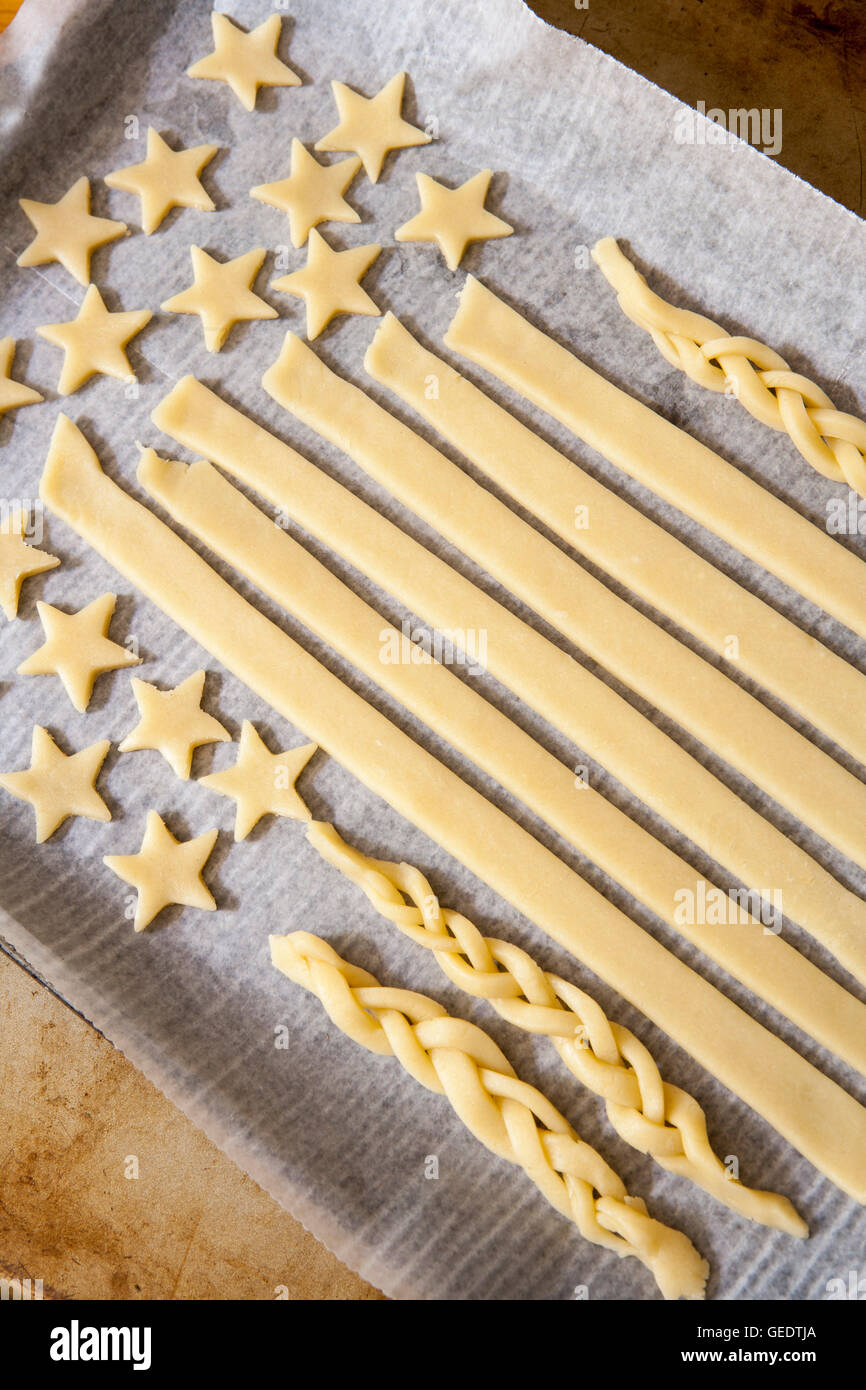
261, 334, 866, 868
443, 275, 866, 641
365, 313, 866, 768
139, 447, 866, 1056
40, 414, 866, 1202
151, 377, 866, 979
270, 932, 710, 1301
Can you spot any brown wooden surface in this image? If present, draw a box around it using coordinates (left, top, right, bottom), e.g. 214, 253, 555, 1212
1, 0, 863, 1302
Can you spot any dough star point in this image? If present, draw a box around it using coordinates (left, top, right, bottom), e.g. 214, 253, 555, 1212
186, 12, 300, 112
105, 127, 218, 235
161, 245, 277, 351
0, 726, 111, 843
0, 337, 44, 417
395, 169, 513, 271
17, 592, 140, 711
315, 70, 431, 183
250, 139, 361, 249
17, 176, 127, 286
37, 284, 152, 396
200, 720, 316, 840
103, 810, 219, 931
0, 508, 60, 620
119, 669, 230, 780
272, 229, 382, 339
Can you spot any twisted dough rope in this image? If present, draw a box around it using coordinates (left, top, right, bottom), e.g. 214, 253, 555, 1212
308, 820, 806, 1239
270, 929, 709, 1300
592, 237, 866, 498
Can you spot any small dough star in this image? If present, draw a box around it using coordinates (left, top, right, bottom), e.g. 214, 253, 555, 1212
315, 71, 431, 183
0, 338, 43, 418
105, 128, 219, 235
17, 592, 140, 712
37, 285, 152, 396
272, 230, 382, 340
0, 726, 111, 843
200, 721, 316, 841
0, 508, 60, 620
119, 670, 230, 780
17, 176, 127, 286
104, 810, 218, 932
395, 170, 513, 272
251, 139, 361, 249
186, 12, 300, 112
161, 245, 277, 351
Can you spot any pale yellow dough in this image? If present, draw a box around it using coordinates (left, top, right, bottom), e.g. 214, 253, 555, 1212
271, 229, 381, 340
17, 592, 140, 712
161, 246, 277, 352
185, 12, 300, 112
38, 415, 866, 1200
199, 720, 316, 840
250, 140, 362, 249
314, 71, 431, 183
103, 809, 218, 932
0, 508, 59, 620
272, 930, 709, 1300
395, 170, 513, 271
446, 275, 866, 642
17, 176, 126, 287
119, 669, 230, 780
137, 443, 866, 1069
37, 285, 152, 396
105, 128, 218, 235
0, 726, 110, 843
0, 338, 43, 419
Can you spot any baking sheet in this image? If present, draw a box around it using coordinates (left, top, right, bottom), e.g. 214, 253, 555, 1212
1, 0, 864, 1300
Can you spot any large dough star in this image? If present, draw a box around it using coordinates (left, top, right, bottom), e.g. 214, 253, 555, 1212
17, 592, 141, 711
315, 71, 431, 183
0, 338, 43, 418
395, 170, 513, 272
161, 245, 277, 351
186, 12, 300, 112
271, 230, 382, 339
37, 285, 152, 396
105, 128, 219, 235
119, 669, 230, 780
0, 726, 111, 843
0, 508, 60, 620
250, 139, 361, 249
17, 176, 127, 286
200, 720, 316, 840
103, 810, 218, 932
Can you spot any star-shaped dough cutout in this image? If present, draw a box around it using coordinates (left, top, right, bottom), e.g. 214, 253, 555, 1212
200, 720, 316, 840
119, 670, 230, 780
250, 139, 361, 249
394, 170, 513, 272
186, 12, 300, 112
17, 592, 140, 712
0, 508, 60, 620
161, 245, 277, 351
315, 71, 431, 183
17, 176, 127, 286
271, 230, 382, 340
0, 338, 43, 418
37, 285, 152, 396
105, 128, 219, 235
104, 810, 218, 932
0, 726, 111, 843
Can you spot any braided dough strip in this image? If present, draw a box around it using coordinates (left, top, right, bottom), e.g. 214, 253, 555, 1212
307, 819, 806, 1237
270, 930, 710, 1300
366, 312, 866, 769
138, 446, 866, 1064
40, 416, 866, 1201
262, 334, 866, 868
150, 377, 866, 987
592, 237, 866, 499
444, 275, 866, 642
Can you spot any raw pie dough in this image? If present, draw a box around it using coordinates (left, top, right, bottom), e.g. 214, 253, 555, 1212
0, 509, 59, 620
17, 176, 127, 287
270, 930, 709, 1301
0, 726, 111, 843
271, 229, 381, 340
395, 170, 513, 271
103, 809, 218, 932
0, 338, 43, 418
38, 414, 866, 1201
105, 128, 219, 235
17, 592, 140, 712
250, 140, 361, 249
185, 12, 300, 112
161, 246, 277, 352
119, 669, 230, 780
314, 71, 431, 183
199, 720, 316, 840
37, 285, 152, 396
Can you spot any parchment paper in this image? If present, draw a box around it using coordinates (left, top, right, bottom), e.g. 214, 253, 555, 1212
1, 0, 864, 1301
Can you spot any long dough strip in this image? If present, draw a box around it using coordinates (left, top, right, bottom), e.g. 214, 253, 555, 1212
40, 415, 866, 1201
261, 334, 866, 868
592, 237, 866, 498
366, 312, 866, 769
270, 931, 710, 1301
444, 275, 866, 641
151, 377, 866, 980
139, 447, 866, 1061
307, 819, 806, 1237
